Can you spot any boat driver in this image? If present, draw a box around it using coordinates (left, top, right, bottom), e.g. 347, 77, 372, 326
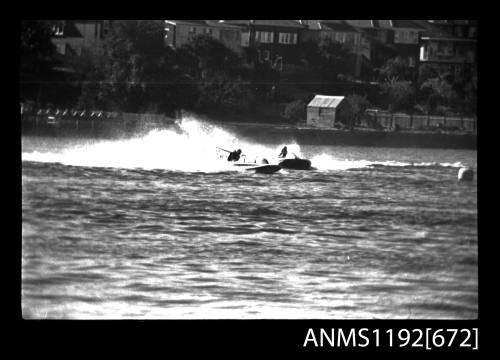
228, 149, 242, 161
278, 146, 287, 158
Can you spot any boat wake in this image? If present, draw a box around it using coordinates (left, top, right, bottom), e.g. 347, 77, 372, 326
22, 117, 469, 172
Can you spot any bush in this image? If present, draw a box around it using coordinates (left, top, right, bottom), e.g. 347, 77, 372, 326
283, 100, 306, 122
381, 79, 415, 112
338, 94, 371, 128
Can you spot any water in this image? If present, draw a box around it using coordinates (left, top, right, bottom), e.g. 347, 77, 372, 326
21, 118, 477, 319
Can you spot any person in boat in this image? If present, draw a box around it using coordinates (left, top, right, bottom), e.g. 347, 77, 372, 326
227, 149, 242, 162
278, 146, 288, 158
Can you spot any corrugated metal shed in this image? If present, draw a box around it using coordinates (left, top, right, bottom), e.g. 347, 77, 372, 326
307, 95, 345, 128
308, 95, 345, 108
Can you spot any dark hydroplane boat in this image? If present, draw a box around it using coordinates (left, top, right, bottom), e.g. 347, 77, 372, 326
232, 162, 281, 174
277, 146, 312, 170
246, 164, 281, 174
278, 158, 312, 170
217, 147, 281, 174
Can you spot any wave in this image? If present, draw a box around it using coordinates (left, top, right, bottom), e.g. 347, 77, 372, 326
22, 116, 469, 172
310, 154, 466, 171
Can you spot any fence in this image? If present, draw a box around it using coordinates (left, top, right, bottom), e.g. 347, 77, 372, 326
20, 104, 176, 131
364, 110, 477, 133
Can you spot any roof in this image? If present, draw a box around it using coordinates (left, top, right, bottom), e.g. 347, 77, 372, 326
165, 20, 208, 26
375, 20, 393, 28
429, 20, 478, 26
205, 20, 244, 29
411, 20, 460, 38
391, 20, 425, 29
165, 20, 243, 30
320, 20, 360, 32
308, 95, 345, 108
55, 21, 83, 38
346, 20, 424, 30
224, 20, 306, 29
346, 20, 375, 28
298, 20, 321, 30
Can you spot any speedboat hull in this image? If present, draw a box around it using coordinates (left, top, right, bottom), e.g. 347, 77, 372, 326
278, 158, 312, 170
246, 164, 281, 174
233, 163, 281, 174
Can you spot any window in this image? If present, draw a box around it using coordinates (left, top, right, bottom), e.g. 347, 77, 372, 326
56, 43, 66, 55
408, 56, 415, 68
377, 30, 387, 42
410, 31, 418, 43
256, 31, 274, 43
468, 26, 477, 38
189, 26, 196, 34
395, 30, 418, 44
395, 30, 406, 43
241, 31, 250, 46
354, 34, 360, 46
334, 32, 346, 43
103, 21, 110, 37
53, 21, 64, 36
437, 41, 453, 56
205, 28, 213, 35
278, 32, 297, 44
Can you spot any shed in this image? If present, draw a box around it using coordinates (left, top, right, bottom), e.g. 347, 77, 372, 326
307, 95, 345, 128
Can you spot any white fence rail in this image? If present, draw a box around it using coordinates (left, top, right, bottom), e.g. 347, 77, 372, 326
364, 110, 476, 132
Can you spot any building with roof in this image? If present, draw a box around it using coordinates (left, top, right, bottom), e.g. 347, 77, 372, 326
299, 20, 371, 77
301, 20, 370, 56
164, 20, 243, 53
346, 20, 425, 69
224, 20, 307, 68
414, 20, 477, 76
307, 95, 346, 128
427, 20, 477, 39
51, 20, 110, 56
164, 20, 307, 68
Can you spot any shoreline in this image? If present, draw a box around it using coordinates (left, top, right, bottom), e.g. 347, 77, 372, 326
21, 114, 477, 150
221, 122, 476, 150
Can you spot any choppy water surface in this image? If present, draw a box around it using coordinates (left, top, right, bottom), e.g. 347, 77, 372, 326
21, 119, 477, 319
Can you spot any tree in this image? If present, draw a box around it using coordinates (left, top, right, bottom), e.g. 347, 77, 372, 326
179, 35, 253, 112
417, 63, 439, 86
369, 40, 398, 70
195, 74, 255, 111
20, 20, 57, 75
283, 100, 306, 123
377, 56, 414, 82
20, 20, 59, 104
382, 79, 416, 112
338, 94, 371, 129
179, 34, 242, 79
99, 20, 168, 112
298, 39, 356, 87
79, 20, 195, 114
419, 77, 457, 114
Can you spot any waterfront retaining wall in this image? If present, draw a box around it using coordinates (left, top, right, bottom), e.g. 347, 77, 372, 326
21, 108, 476, 150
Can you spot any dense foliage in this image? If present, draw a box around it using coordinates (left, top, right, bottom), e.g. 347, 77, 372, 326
20, 20, 477, 119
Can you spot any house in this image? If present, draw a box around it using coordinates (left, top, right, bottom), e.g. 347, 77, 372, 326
388, 20, 425, 68
414, 20, 477, 76
307, 95, 346, 128
427, 20, 477, 39
299, 20, 371, 77
50, 20, 110, 56
300, 20, 369, 57
164, 20, 243, 53
346, 20, 425, 68
224, 20, 307, 69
